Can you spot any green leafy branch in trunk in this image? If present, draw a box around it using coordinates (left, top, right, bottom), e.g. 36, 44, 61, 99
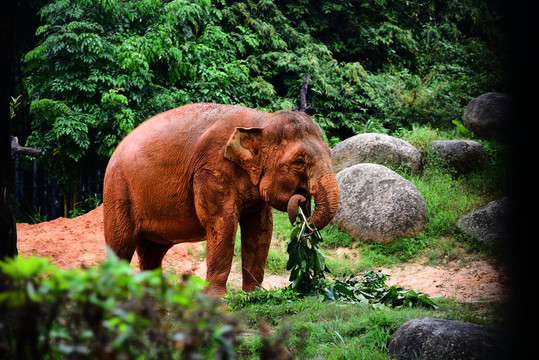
286, 207, 331, 293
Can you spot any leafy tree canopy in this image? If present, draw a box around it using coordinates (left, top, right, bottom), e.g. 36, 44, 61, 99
22, 0, 506, 188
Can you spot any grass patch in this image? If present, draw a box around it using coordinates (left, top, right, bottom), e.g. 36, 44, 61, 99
231, 296, 509, 359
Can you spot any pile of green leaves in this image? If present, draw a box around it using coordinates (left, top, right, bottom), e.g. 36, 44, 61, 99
0, 252, 237, 360
325, 270, 442, 310
285, 211, 442, 309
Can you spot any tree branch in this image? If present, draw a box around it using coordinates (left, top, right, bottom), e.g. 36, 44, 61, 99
11, 136, 41, 157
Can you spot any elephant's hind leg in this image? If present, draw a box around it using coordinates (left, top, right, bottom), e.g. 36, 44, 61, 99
103, 170, 139, 263
103, 203, 139, 261
136, 237, 172, 270
103, 214, 139, 263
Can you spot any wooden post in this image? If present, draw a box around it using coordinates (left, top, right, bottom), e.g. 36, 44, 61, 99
296, 73, 315, 115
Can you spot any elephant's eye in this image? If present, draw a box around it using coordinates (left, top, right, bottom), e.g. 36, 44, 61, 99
293, 156, 305, 167
293, 157, 306, 165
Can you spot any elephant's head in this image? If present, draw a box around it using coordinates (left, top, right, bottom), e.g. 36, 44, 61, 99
225, 110, 339, 229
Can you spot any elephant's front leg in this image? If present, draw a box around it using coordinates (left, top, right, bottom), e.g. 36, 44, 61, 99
204, 215, 238, 297
194, 172, 240, 297
240, 205, 273, 292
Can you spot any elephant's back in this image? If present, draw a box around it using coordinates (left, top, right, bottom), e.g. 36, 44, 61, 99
106, 103, 265, 183
115, 103, 262, 155
122, 103, 223, 148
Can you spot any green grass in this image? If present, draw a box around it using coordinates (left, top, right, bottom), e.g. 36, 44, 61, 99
231, 296, 509, 359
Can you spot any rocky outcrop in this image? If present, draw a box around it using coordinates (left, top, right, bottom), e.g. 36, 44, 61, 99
331, 133, 421, 174
333, 164, 427, 243
388, 317, 508, 360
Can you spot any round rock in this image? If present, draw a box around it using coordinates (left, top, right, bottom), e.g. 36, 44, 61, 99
331, 133, 422, 174
388, 317, 509, 360
455, 197, 515, 248
462, 92, 515, 141
431, 140, 489, 175
334, 163, 427, 243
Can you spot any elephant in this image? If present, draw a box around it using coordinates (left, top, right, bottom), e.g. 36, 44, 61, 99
103, 103, 339, 297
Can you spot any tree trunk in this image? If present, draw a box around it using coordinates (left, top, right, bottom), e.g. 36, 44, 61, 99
0, 0, 17, 264
0, 10, 17, 347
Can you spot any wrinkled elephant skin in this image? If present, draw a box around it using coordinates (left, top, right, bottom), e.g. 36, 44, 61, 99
103, 103, 339, 297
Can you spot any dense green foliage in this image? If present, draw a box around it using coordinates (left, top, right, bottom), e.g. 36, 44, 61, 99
24, 0, 252, 184
0, 253, 237, 359
21, 0, 507, 189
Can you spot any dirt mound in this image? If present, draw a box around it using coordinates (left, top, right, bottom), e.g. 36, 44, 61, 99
16, 205, 202, 271
16, 205, 511, 302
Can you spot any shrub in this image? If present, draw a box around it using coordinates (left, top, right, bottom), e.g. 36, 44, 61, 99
0, 252, 237, 359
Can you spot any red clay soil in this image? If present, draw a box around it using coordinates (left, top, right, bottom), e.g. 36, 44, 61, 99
15, 205, 512, 303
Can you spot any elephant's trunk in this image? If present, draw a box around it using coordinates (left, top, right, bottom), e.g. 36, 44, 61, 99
287, 194, 308, 225
307, 171, 340, 229
287, 170, 339, 230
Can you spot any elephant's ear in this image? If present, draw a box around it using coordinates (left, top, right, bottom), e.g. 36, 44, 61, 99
225, 127, 264, 185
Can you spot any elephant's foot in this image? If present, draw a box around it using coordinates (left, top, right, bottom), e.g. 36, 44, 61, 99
242, 279, 262, 293
203, 283, 228, 298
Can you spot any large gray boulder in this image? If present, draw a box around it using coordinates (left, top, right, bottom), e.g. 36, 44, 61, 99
431, 140, 489, 175
462, 92, 515, 141
456, 197, 515, 248
331, 133, 422, 174
334, 164, 427, 243
388, 317, 508, 360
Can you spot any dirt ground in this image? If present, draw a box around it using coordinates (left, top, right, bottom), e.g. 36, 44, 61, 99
16, 205, 512, 303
